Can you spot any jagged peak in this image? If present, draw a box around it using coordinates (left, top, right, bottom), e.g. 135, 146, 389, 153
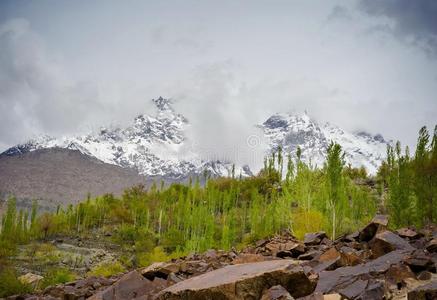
152, 96, 173, 112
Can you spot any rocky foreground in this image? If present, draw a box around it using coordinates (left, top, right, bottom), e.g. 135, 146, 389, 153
8, 215, 437, 300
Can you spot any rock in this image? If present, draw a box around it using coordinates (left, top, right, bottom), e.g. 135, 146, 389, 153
304, 232, 327, 246
298, 250, 322, 261
277, 242, 306, 258
338, 246, 363, 267
404, 251, 435, 273
157, 260, 316, 299
369, 231, 415, 258
358, 215, 389, 242
397, 228, 420, 239
18, 273, 44, 289
385, 264, 415, 285
88, 270, 160, 300
232, 253, 273, 264
319, 248, 340, 263
316, 250, 411, 294
261, 285, 294, 300
426, 239, 437, 253
140, 262, 180, 280
338, 278, 368, 299
416, 271, 432, 281
407, 281, 437, 300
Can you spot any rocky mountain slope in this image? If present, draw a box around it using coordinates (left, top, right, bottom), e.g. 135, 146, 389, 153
16, 215, 437, 299
0, 148, 151, 210
260, 112, 389, 174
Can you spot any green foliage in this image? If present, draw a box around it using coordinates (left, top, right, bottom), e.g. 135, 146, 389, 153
380, 125, 437, 228
87, 261, 125, 277
0, 268, 33, 298
41, 268, 76, 289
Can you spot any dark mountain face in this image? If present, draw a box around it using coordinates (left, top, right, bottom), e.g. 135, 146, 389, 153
0, 148, 152, 211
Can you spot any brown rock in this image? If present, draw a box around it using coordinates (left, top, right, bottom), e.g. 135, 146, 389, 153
426, 239, 437, 253
88, 271, 158, 300
232, 253, 273, 264
404, 251, 435, 272
369, 231, 415, 258
316, 250, 412, 294
385, 263, 415, 285
319, 248, 340, 262
397, 228, 420, 239
407, 281, 437, 300
140, 262, 180, 280
298, 250, 322, 261
338, 246, 363, 267
304, 232, 328, 246
358, 215, 389, 242
261, 285, 294, 300
417, 271, 432, 281
157, 260, 316, 299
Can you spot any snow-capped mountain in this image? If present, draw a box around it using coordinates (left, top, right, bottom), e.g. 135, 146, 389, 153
2, 97, 251, 179
260, 112, 389, 174
2, 98, 389, 178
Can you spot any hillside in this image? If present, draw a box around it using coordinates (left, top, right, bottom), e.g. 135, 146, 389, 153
0, 148, 150, 211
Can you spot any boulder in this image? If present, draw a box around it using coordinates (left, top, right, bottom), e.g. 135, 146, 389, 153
426, 239, 437, 253
88, 270, 164, 300
397, 228, 421, 239
140, 262, 180, 280
385, 263, 415, 285
316, 250, 412, 294
369, 231, 415, 258
304, 232, 328, 246
407, 281, 437, 300
404, 251, 435, 273
157, 260, 316, 299
358, 215, 389, 242
261, 285, 294, 300
338, 246, 363, 267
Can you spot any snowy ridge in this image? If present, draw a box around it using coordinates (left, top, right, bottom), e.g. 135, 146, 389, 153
3, 97, 251, 179
3, 98, 389, 178
260, 112, 389, 174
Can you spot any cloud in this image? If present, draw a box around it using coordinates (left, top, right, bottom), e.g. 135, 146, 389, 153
0, 18, 106, 148
359, 0, 437, 57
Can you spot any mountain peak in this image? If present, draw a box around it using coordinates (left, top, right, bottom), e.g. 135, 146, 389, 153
152, 96, 173, 112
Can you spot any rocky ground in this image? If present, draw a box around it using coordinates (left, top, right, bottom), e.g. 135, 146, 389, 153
5, 215, 437, 300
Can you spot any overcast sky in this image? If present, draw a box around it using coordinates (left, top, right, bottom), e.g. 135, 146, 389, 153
1, 0, 436, 154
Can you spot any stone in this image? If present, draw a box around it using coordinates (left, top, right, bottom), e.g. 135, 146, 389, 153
319, 248, 340, 263
397, 228, 420, 239
157, 260, 316, 299
369, 231, 415, 258
338, 246, 363, 267
416, 271, 432, 281
304, 232, 328, 246
261, 285, 294, 300
385, 263, 415, 285
232, 253, 273, 264
425, 239, 437, 253
404, 253, 435, 273
140, 262, 180, 280
338, 278, 368, 299
407, 281, 437, 300
88, 271, 158, 300
316, 250, 412, 294
298, 250, 322, 261
358, 214, 389, 242
18, 273, 44, 289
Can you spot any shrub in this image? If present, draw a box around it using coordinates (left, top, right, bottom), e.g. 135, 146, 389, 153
0, 268, 33, 298
87, 261, 125, 277
41, 268, 76, 289
292, 209, 326, 240
138, 246, 169, 267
